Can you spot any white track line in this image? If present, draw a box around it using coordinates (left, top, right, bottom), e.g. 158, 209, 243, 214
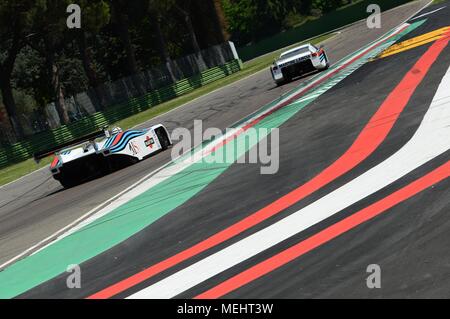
128, 62, 450, 299
410, 6, 446, 21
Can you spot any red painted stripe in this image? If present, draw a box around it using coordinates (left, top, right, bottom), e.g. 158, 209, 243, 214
196, 161, 450, 299
50, 156, 59, 168
111, 132, 124, 147
88, 26, 422, 300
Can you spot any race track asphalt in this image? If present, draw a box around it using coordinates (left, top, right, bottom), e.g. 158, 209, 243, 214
3, 0, 449, 299
0, 0, 428, 267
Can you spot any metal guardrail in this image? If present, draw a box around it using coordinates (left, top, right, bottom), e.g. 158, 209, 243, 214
0, 59, 242, 169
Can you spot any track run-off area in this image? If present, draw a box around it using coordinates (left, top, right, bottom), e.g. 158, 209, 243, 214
1, 0, 449, 299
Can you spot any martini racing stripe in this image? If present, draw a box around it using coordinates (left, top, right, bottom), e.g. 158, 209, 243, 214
110, 131, 146, 153
319, 50, 326, 62
109, 131, 146, 153
103, 136, 116, 149
110, 132, 125, 147
50, 157, 60, 168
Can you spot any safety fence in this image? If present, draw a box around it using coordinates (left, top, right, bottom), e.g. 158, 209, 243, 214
0, 42, 240, 144
0, 59, 241, 169
236, 0, 415, 61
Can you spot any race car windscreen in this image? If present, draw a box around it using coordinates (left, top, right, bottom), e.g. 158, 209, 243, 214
279, 47, 310, 59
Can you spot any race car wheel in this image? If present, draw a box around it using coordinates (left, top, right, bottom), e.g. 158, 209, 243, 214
161, 134, 170, 150
324, 55, 330, 69
156, 128, 171, 150
56, 175, 78, 189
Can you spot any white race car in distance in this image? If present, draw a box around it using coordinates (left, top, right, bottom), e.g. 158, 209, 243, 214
34, 125, 172, 188
270, 43, 330, 85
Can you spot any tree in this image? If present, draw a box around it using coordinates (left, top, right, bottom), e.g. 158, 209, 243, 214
29, 0, 75, 125
0, 27, 24, 138
148, 0, 179, 82
110, 0, 139, 75
0, 0, 41, 138
222, 0, 316, 45
109, 0, 150, 96
72, 0, 111, 109
210, 0, 230, 43
173, 0, 207, 69
191, 0, 229, 47
312, 0, 346, 13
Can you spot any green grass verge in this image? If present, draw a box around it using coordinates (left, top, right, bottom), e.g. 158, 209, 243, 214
0, 33, 334, 187
0, 157, 52, 186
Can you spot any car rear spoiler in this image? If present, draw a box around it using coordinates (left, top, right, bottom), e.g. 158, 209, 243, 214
33, 127, 109, 163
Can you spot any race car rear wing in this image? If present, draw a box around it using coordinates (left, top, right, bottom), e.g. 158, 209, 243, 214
33, 127, 108, 162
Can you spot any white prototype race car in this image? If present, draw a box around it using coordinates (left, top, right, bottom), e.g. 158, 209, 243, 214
34, 125, 172, 188
270, 43, 330, 85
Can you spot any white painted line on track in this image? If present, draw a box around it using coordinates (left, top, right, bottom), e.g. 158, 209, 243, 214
0, 158, 172, 270
128, 64, 450, 299
410, 6, 447, 21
